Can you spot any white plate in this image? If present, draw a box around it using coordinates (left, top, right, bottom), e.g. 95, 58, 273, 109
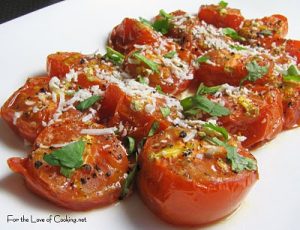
0, 0, 299, 229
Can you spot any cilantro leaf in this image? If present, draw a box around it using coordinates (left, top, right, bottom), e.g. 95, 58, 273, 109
155, 85, 165, 94
229, 44, 247, 51
139, 17, 152, 27
195, 55, 210, 63
283, 65, 300, 83
43, 140, 85, 177
76, 95, 101, 111
152, 9, 173, 35
219, 0, 228, 9
196, 83, 221, 95
163, 51, 177, 59
259, 29, 273, 36
132, 51, 160, 73
203, 123, 228, 141
123, 136, 136, 155
137, 76, 148, 85
180, 95, 230, 117
223, 28, 245, 41
104, 46, 125, 65
211, 137, 257, 173
240, 61, 269, 85
160, 107, 171, 117
148, 121, 160, 137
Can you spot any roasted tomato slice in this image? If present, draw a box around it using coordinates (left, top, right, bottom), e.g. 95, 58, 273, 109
123, 44, 193, 95
137, 127, 258, 226
108, 18, 159, 55
198, 4, 244, 31
1, 76, 57, 143
193, 49, 280, 87
239, 14, 288, 41
7, 119, 128, 210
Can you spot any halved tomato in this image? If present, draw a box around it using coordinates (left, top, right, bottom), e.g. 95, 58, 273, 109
7, 119, 128, 210
137, 127, 258, 226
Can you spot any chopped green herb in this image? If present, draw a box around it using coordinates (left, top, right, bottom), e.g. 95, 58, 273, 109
137, 76, 148, 85
155, 85, 164, 94
283, 65, 300, 83
43, 140, 85, 178
218, 0, 228, 9
160, 107, 171, 117
211, 137, 257, 173
196, 83, 221, 95
103, 46, 125, 65
139, 17, 152, 27
203, 123, 228, 141
131, 100, 143, 111
240, 61, 269, 85
180, 95, 230, 117
152, 9, 173, 35
76, 95, 101, 111
132, 51, 160, 73
163, 51, 177, 59
123, 136, 136, 155
229, 44, 247, 51
120, 154, 138, 199
223, 28, 245, 41
195, 55, 210, 63
148, 121, 160, 137
259, 29, 273, 36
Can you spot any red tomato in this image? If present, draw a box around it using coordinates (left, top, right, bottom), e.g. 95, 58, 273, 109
137, 127, 258, 226
7, 119, 128, 210
100, 84, 172, 141
282, 84, 300, 129
198, 4, 244, 31
1, 76, 58, 143
217, 85, 283, 148
108, 18, 159, 55
193, 49, 280, 87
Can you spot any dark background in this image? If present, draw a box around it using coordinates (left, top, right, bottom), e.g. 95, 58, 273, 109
0, 0, 63, 24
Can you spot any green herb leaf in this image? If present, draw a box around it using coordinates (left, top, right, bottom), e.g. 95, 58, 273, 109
229, 44, 247, 51
43, 140, 85, 177
203, 123, 228, 141
155, 85, 164, 94
132, 52, 160, 73
60, 167, 75, 178
283, 65, 300, 83
259, 29, 273, 36
195, 55, 210, 63
160, 107, 171, 117
131, 100, 143, 111
123, 136, 136, 155
76, 95, 101, 111
148, 121, 160, 137
219, 0, 228, 9
240, 61, 269, 85
104, 46, 125, 65
180, 95, 230, 117
137, 76, 148, 85
211, 137, 257, 173
139, 17, 152, 27
119, 156, 138, 200
152, 9, 173, 35
196, 83, 221, 95
163, 51, 177, 59
223, 28, 245, 41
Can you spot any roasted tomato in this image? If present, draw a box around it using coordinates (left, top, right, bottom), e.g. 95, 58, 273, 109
100, 84, 179, 141
216, 85, 283, 148
108, 18, 159, 55
137, 127, 258, 226
281, 83, 300, 129
123, 44, 193, 95
7, 119, 128, 210
1, 76, 57, 143
239, 14, 288, 41
198, 4, 244, 31
193, 49, 280, 87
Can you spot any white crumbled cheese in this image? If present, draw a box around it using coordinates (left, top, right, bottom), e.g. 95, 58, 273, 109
13, 111, 22, 125
237, 136, 247, 142
103, 144, 111, 149
51, 141, 76, 148
90, 85, 104, 96
183, 130, 197, 142
65, 69, 78, 82
52, 91, 57, 103
196, 153, 203, 160
49, 77, 61, 91
25, 100, 35, 106
80, 127, 117, 135
82, 113, 94, 122
144, 103, 156, 114
32, 106, 40, 113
